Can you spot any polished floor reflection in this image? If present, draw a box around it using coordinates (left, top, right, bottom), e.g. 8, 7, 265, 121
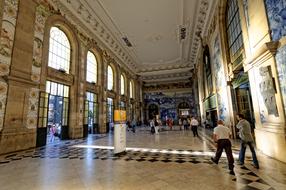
0, 127, 286, 190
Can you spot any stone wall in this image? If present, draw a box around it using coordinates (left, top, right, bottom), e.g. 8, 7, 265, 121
0, 0, 141, 154
196, 0, 286, 162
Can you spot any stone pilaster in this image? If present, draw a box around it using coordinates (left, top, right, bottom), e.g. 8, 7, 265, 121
0, 0, 38, 154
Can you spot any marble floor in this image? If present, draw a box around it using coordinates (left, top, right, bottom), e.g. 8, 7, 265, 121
0, 126, 286, 190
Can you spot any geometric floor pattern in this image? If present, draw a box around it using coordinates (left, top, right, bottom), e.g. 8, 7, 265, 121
0, 128, 284, 190
0, 146, 275, 189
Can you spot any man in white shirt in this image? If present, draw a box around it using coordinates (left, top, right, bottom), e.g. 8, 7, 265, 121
190, 117, 199, 137
211, 120, 235, 175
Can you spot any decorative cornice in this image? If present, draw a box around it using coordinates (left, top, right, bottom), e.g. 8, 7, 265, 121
49, 0, 135, 76
244, 41, 279, 71
143, 82, 192, 92
188, 0, 210, 66
140, 72, 192, 81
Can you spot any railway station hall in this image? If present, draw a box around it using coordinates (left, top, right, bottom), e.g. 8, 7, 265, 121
1, 0, 286, 189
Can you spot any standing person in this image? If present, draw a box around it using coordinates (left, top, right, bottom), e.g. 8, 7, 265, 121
49, 124, 56, 142
211, 120, 235, 175
150, 119, 155, 134
154, 119, 159, 134
190, 117, 199, 137
168, 118, 173, 130
179, 118, 183, 130
236, 114, 259, 169
183, 119, 187, 130
131, 119, 136, 133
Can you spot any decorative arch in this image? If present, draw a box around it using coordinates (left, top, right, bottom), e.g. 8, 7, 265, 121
120, 73, 127, 95
86, 50, 98, 83
147, 103, 159, 120
86, 47, 103, 84
41, 14, 80, 84
129, 79, 135, 98
48, 26, 71, 73
107, 63, 117, 91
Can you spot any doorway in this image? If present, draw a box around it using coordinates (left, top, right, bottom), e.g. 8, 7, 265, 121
106, 97, 114, 133
84, 92, 98, 137
36, 81, 69, 147
148, 104, 159, 120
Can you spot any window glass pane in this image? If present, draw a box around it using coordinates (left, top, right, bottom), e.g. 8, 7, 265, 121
226, 0, 243, 58
48, 27, 71, 73
107, 66, 113, 90
121, 75, 125, 95
130, 81, 133, 98
51, 82, 57, 95
86, 51, 97, 83
46, 81, 51, 93
57, 84, 63, 96
64, 86, 69, 98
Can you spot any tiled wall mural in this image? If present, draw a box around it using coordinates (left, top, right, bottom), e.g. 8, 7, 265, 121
212, 35, 229, 122
0, 81, 8, 131
253, 66, 279, 123
26, 3, 55, 129
144, 92, 196, 121
265, 0, 286, 41
275, 45, 286, 116
31, 4, 52, 83
0, 0, 19, 131
26, 88, 39, 129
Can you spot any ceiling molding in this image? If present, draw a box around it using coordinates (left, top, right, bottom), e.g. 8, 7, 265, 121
187, 0, 213, 67
50, 0, 137, 73
47, 0, 214, 84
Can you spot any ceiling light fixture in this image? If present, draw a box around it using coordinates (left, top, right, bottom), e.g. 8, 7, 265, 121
122, 36, 132, 47
179, 25, 187, 41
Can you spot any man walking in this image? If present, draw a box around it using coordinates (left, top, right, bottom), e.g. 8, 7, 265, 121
211, 120, 235, 175
236, 114, 259, 169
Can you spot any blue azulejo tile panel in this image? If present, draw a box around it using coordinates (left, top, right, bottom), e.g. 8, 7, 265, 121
265, 0, 286, 41
212, 35, 229, 122
144, 92, 196, 121
275, 45, 286, 115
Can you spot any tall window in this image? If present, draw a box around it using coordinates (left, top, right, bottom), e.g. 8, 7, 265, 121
226, 0, 244, 67
48, 27, 71, 73
107, 65, 113, 90
121, 74, 125, 95
86, 51, 97, 83
130, 81, 133, 98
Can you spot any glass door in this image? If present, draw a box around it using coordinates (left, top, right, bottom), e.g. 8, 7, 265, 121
42, 81, 69, 144
106, 98, 114, 133
84, 92, 98, 137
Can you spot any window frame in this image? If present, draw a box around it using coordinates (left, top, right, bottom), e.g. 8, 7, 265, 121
86, 50, 98, 84
48, 26, 71, 73
107, 65, 114, 91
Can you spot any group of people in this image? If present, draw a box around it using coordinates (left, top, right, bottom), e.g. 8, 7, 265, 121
150, 118, 162, 134
211, 114, 259, 175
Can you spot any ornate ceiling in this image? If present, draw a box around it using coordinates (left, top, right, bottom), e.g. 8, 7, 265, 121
50, 0, 216, 84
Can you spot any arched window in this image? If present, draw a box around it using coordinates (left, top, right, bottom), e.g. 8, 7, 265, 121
121, 74, 125, 95
226, 0, 244, 64
48, 27, 71, 73
86, 51, 97, 83
129, 80, 134, 98
107, 65, 113, 90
